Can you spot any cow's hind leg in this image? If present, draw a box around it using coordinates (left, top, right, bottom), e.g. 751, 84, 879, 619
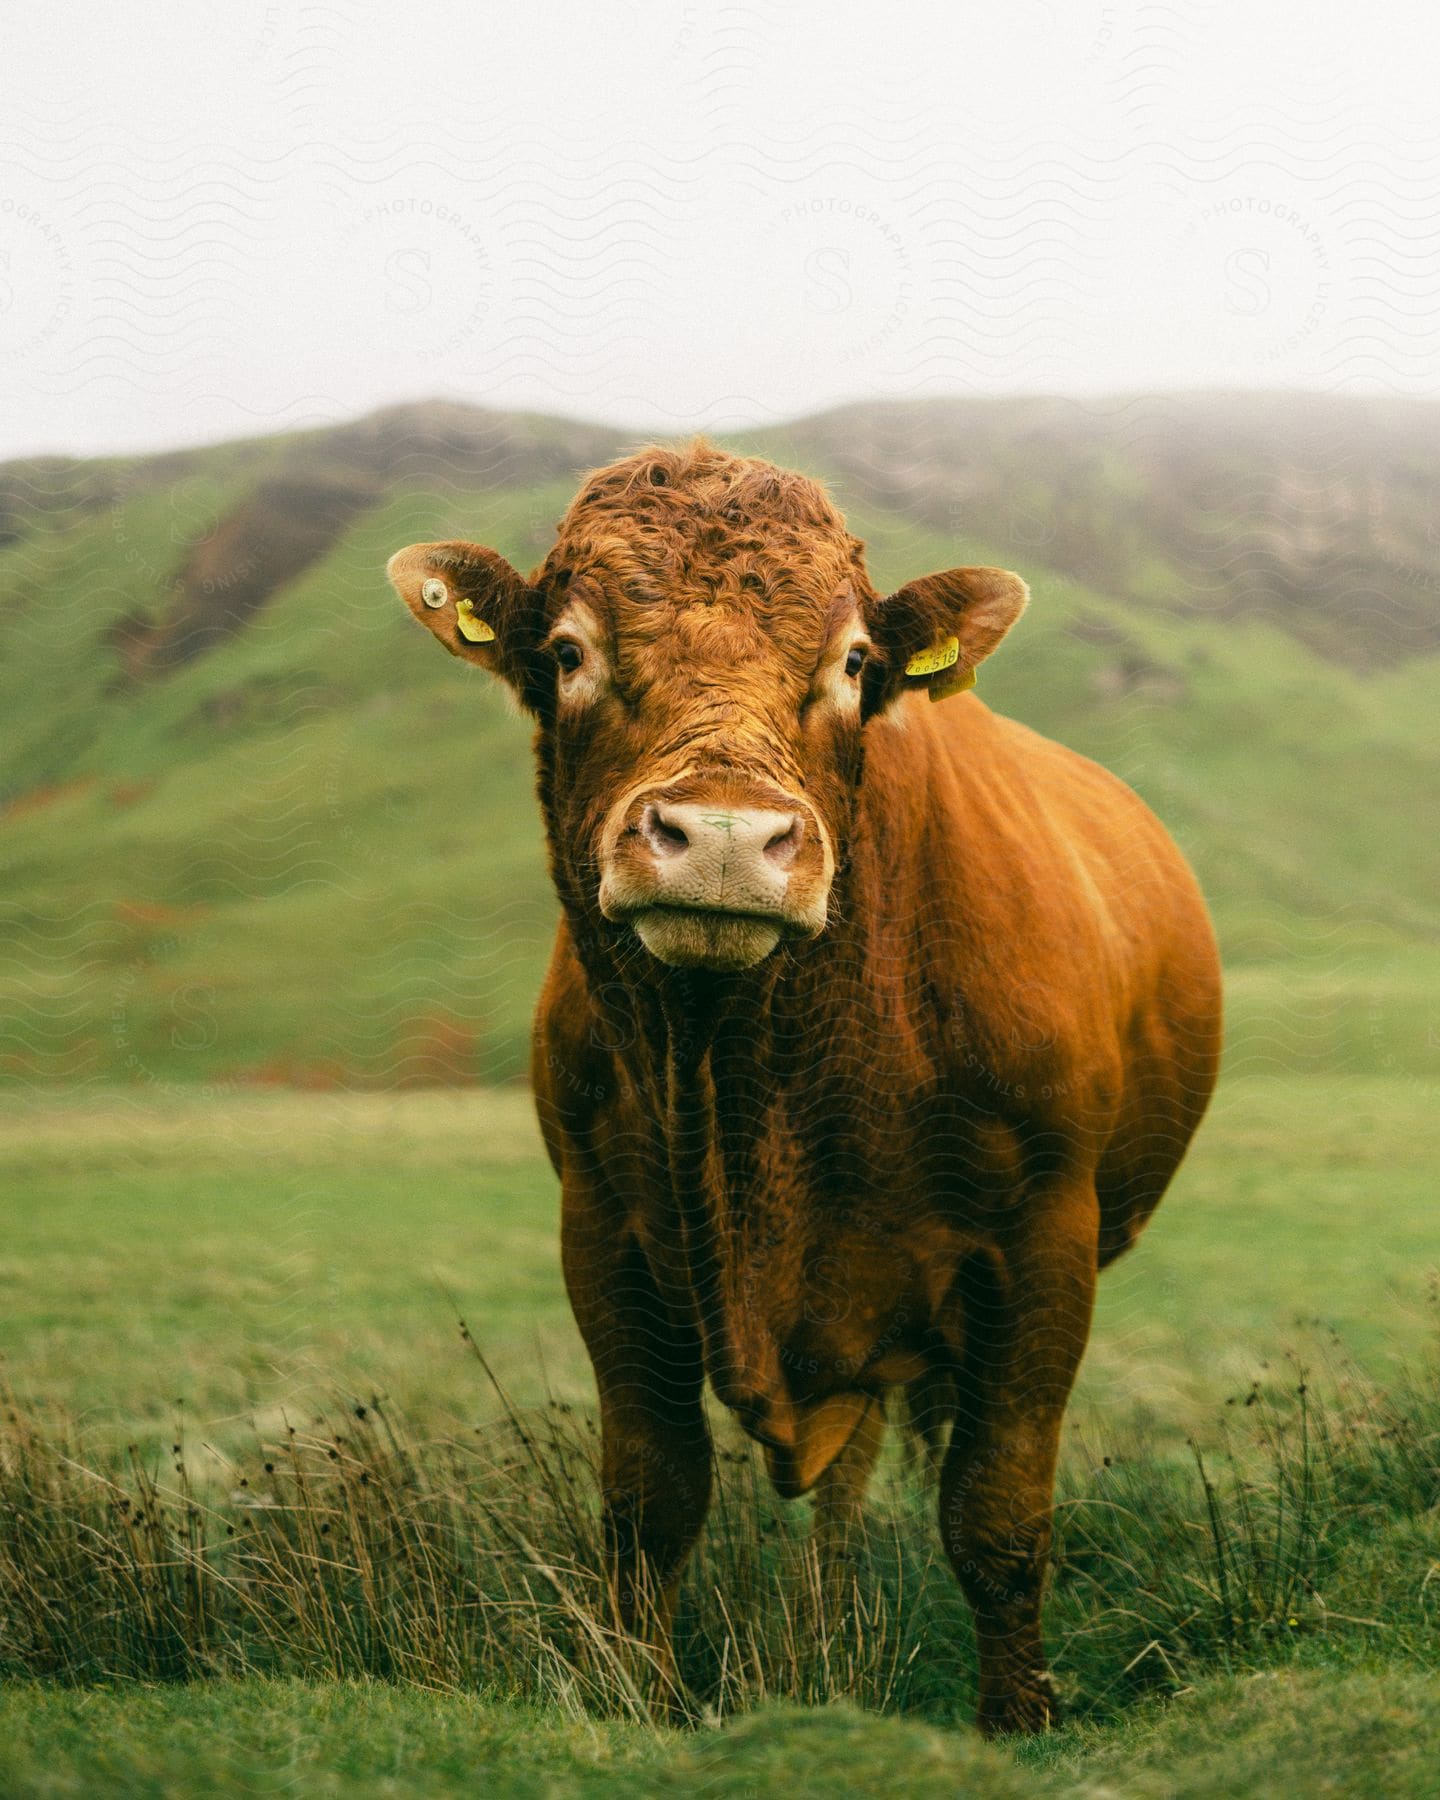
938, 1177, 1099, 1736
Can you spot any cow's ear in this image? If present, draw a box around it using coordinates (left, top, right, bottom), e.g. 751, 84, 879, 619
868, 567, 1028, 707
387, 540, 537, 691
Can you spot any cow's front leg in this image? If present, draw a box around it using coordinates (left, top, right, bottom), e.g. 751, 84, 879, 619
564, 1204, 711, 1714
938, 1178, 1099, 1735
599, 1374, 711, 1712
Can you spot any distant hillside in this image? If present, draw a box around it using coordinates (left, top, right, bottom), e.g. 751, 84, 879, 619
765, 393, 1440, 669
1, 396, 1436, 1089
0, 402, 625, 550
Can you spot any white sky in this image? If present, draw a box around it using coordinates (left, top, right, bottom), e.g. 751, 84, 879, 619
2, 0, 1438, 459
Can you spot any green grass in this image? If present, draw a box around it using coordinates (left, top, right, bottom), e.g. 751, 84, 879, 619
6, 1672, 1437, 1798
0, 1088, 571, 1445
2, 1076, 1434, 1451
1, 1081, 1438, 1793
1, 1659, 1438, 1797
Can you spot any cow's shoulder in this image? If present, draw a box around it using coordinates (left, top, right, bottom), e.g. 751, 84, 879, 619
861, 696, 1209, 1112
879, 693, 1205, 949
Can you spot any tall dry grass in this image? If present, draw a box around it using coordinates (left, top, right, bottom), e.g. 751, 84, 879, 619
2, 1330, 1436, 1725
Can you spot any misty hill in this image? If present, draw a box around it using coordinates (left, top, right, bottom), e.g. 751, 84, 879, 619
758, 392, 1440, 669
0, 396, 1435, 1089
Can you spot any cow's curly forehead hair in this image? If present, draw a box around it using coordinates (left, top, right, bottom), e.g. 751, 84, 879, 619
535, 440, 874, 615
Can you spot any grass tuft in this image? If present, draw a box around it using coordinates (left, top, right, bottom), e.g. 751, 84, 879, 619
3, 1338, 1437, 1727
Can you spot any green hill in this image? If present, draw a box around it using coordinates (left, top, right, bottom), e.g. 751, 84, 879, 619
1, 397, 1436, 1088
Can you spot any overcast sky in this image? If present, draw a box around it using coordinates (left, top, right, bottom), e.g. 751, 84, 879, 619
2, 0, 1437, 460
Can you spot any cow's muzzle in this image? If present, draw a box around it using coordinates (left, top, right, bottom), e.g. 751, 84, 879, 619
598, 781, 832, 971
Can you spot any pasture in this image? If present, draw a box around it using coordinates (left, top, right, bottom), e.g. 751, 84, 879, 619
2, 1073, 1437, 1795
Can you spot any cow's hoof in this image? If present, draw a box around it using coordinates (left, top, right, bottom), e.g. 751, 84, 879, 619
976, 1670, 1061, 1737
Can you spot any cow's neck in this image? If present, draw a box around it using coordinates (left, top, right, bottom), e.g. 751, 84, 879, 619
565, 848, 888, 1401
586, 837, 880, 1132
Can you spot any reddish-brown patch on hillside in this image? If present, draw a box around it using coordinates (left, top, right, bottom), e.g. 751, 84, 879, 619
108, 472, 375, 678
110, 898, 212, 967
107, 779, 155, 809
111, 899, 210, 930
231, 1056, 353, 1091
0, 777, 96, 821
389, 1012, 483, 1088
226, 1012, 484, 1092
0, 1038, 102, 1079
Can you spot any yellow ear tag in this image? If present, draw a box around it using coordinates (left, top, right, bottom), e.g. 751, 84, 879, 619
454, 597, 495, 644
928, 663, 976, 703
905, 635, 959, 678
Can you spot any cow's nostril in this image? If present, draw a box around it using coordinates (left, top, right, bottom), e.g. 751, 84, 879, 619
764, 814, 804, 870
641, 802, 690, 859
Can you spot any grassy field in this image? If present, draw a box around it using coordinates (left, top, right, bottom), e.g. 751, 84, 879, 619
5, 1673, 1440, 1798
3, 1075, 1438, 1446
2, 1076, 1437, 1795
2, 399, 1438, 1788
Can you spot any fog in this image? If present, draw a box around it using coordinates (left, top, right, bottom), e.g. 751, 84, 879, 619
2, 0, 1437, 459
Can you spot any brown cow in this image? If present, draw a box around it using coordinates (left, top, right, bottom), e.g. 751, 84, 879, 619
387, 443, 1221, 1735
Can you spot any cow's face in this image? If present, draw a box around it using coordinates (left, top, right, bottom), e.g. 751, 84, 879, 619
388, 447, 1026, 973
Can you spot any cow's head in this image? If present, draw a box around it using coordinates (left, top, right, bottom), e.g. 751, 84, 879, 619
388, 445, 1026, 974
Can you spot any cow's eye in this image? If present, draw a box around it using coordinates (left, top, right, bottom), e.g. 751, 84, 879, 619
844, 646, 866, 678
553, 640, 584, 675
